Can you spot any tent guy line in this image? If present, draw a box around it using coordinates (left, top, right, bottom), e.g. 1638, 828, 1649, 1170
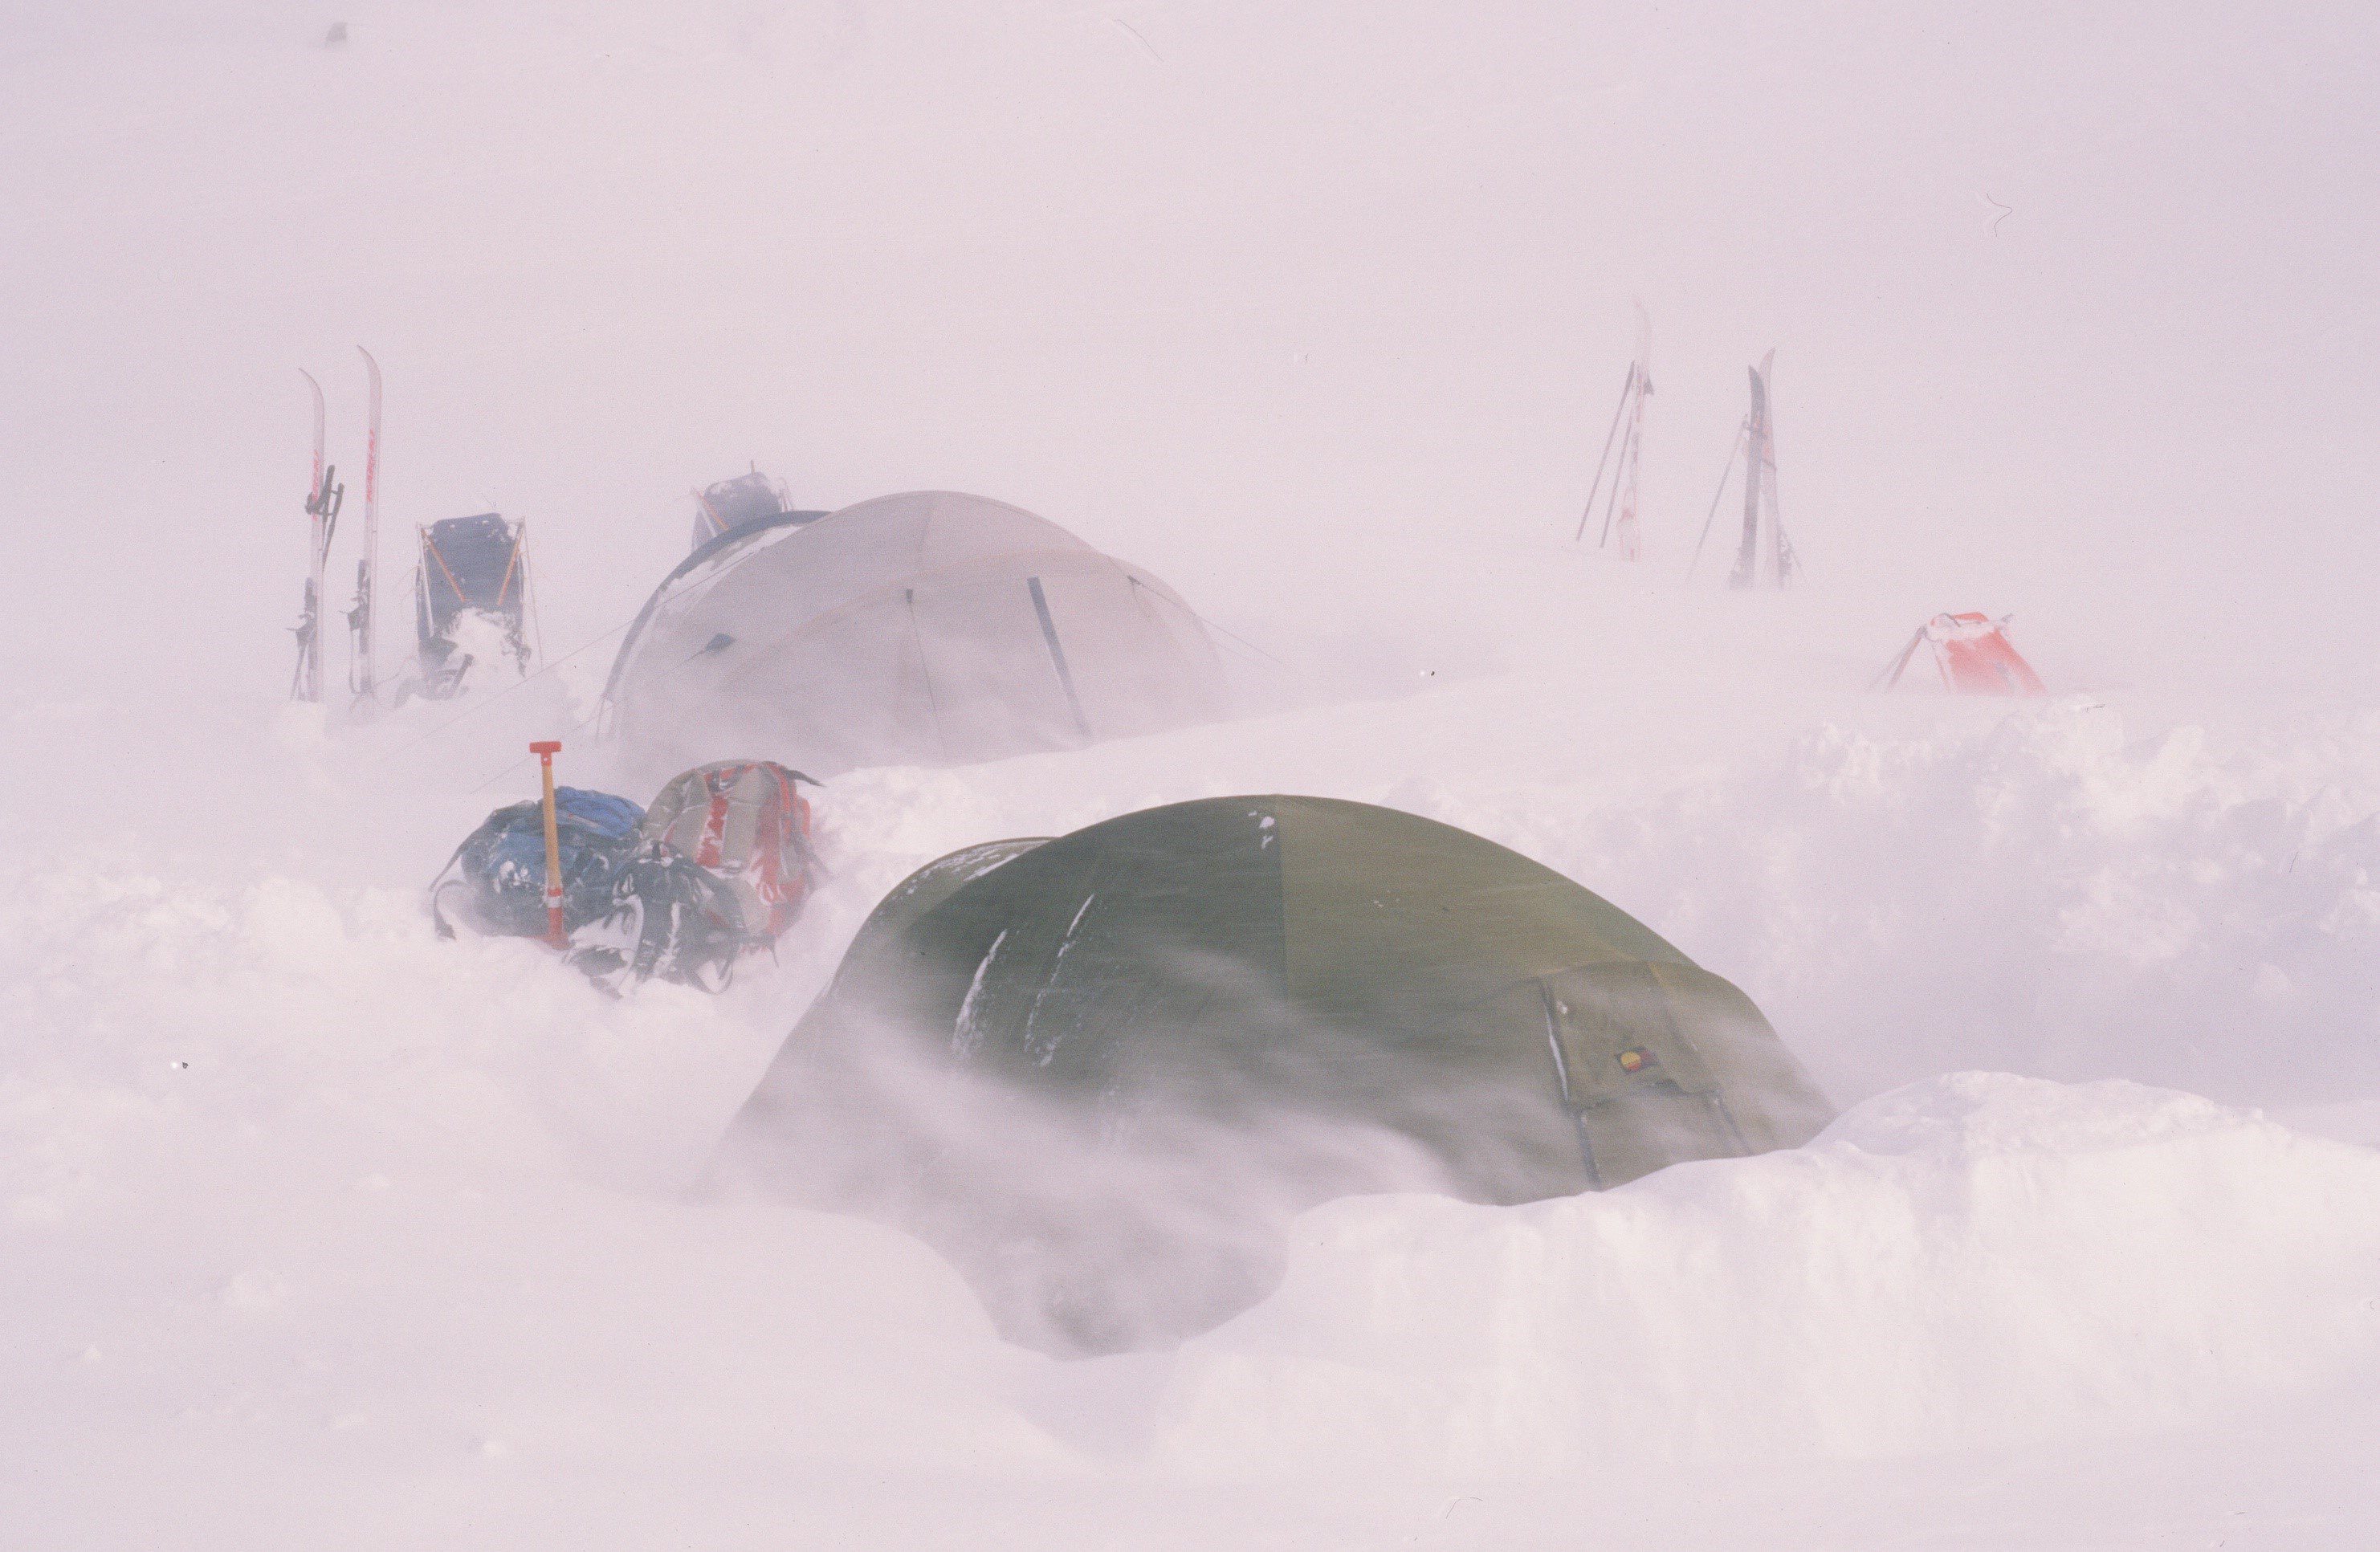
383, 617, 633, 760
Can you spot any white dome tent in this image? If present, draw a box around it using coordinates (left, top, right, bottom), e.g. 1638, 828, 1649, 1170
602, 491, 1227, 780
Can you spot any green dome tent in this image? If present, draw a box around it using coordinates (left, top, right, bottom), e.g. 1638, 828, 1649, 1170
723, 796, 1834, 1351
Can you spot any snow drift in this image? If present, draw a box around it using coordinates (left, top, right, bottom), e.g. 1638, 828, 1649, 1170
8, 853, 2374, 1511
6, 0, 2380, 1543
6, 674, 2380, 1540
1140, 1073, 2380, 1476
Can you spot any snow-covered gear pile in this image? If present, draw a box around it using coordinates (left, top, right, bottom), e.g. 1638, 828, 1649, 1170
605, 490, 1228, 782
430, 764, 821, 992
1873, 611, 2047, 695
721, 795, 1834, 1354
409, 513, 532, 700
568, 844, 751, 992
637, 760, 821, 947
430, 787, 644, 943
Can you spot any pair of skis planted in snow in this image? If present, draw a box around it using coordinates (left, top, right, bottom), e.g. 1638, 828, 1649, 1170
1575, 304, 1653, 560
292, 348, 382, 704
1686, 349, 1799, 588
1573, 316, 1799, 588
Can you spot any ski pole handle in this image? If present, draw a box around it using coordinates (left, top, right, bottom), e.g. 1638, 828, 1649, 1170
531, 740, 565, 947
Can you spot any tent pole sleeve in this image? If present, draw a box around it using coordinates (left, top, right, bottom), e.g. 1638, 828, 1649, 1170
1027, 576, 1090, 740
905, 587, 951, 756
1540, 982, 1604, 1188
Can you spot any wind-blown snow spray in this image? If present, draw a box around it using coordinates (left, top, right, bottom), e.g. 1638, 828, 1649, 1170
715, 993, 1481, 1356
711, 796, 1835, 1355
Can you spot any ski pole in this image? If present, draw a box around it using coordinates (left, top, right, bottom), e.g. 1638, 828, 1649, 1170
531, 740, 566, 947
1687, 418, 1747, 582
1573, 364, 1636, 543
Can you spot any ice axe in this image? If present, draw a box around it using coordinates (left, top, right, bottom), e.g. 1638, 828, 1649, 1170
531, 739, 567, 947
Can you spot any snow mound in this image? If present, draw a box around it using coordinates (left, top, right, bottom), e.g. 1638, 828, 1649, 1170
0, 860, 1068, 1514
1396, 697, 2380, 1109
1144, 1073, 2380, 1476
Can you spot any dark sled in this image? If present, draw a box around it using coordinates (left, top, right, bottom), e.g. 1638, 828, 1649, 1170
691, 469, 827, 551
409, 513, 532, 700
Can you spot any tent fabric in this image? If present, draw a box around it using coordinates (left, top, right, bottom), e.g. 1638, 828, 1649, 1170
1875, 612, 2048, 695
604, 491, 1226, 781
726, 797, 1835, 1351
769, 795, 1832, 1200
771, 795, 1828, 1195
830, 837, 1051, 975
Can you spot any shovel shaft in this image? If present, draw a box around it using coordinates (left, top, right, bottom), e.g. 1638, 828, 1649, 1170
531, 741, 565, 947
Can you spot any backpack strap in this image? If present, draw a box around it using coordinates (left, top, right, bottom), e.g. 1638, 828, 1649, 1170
425, 835, 475, 940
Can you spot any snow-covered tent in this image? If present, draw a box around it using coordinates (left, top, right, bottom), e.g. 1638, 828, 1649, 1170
1873, 612, 2047, 695
723, 796, 1835, 1352
602, 491, 1227, 780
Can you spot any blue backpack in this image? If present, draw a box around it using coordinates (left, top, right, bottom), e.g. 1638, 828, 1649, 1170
430, 787, 646, 941
430, 786, 752, 992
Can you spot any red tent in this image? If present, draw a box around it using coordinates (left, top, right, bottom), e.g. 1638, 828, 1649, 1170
1873, 613, 2046, 695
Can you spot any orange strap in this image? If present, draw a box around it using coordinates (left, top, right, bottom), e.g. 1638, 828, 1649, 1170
494, 533, 523, 607
421, 531, 468, 605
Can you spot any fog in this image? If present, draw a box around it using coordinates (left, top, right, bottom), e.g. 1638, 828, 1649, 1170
3, 2, 2377, 1546
6, 2, 2376, 704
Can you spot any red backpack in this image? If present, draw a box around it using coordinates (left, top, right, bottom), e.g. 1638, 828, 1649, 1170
638, 760, 820, 942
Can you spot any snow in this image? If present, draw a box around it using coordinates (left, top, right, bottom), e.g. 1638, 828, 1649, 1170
6, 1, 2379, 1546
1142, 1075, 2380, 1474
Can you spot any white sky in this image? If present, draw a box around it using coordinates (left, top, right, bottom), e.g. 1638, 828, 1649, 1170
1, 0, 2373, 691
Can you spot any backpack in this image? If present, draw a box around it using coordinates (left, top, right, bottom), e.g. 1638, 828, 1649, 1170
430, 787, 646, 941
565, 848, 751, 993
638, 760, 821, 943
